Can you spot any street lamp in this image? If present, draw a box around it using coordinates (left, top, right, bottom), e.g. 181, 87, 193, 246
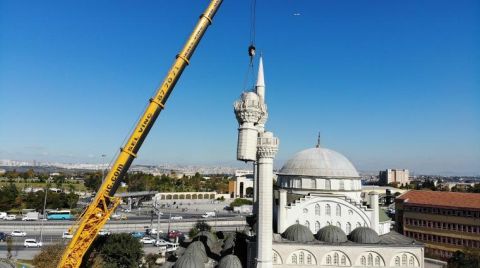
101, 154, 106, 183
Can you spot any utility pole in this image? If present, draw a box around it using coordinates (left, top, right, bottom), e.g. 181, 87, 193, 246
101, 154, 106, 183
153, 200, 161, 242
40, 187, 48, 244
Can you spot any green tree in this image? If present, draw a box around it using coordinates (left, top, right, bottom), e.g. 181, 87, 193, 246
84, 172, 102, 192
86, 233, 144, 268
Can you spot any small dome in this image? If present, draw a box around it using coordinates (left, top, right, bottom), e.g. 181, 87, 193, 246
242, 91, 260, 102
316, 225, 347, 243
278, 147, 359, 178
218, 255, 242, 268
282, 224, 315, 243
349, 227, 380, 244
185, 241, 208, 263
174, 252, 205, 268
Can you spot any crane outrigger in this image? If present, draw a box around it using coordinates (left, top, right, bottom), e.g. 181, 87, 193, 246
58, 1, 223, 267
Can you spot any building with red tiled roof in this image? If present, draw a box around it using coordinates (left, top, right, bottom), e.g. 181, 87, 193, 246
395, 190, 480, 260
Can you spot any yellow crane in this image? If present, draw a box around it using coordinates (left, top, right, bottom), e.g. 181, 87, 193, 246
58, 1, 223, 267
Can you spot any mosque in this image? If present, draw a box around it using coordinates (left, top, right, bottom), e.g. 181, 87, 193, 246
171, 57, 425, 268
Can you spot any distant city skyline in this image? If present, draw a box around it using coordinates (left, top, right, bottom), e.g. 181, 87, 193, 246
1, 1, 479, 175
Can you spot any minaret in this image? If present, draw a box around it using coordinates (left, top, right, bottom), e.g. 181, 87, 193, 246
234, 93, 262, 162
256, 131, 279, 268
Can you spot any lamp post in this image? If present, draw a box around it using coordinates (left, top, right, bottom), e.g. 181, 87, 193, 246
101, 154, 106, 183
39, 187, 48, 244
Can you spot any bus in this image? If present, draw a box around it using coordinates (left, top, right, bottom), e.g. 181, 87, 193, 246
46, 210, 73, 220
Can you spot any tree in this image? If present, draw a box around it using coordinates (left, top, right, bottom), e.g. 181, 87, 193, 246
189, 220, 212, 237
84, 172, 102, 192
85, 233, 144, 268
33, 243, 65, 268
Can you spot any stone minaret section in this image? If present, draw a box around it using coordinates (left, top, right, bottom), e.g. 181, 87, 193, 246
256, 131, 279, 268
277, 189, 287, 233
369, 191, 379, 233
234, 92, 262, 162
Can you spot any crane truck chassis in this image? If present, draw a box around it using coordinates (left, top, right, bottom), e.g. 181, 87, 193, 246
57, 0, 223, 267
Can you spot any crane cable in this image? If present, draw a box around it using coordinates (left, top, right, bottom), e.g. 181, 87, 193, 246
243, 0, 257, 91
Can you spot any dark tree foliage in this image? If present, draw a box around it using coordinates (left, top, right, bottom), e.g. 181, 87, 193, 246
448, 249, 480, 268
84, 233, 144, 268
84, 172, 102, 192
32, 243, 65, 268
0, 183, 20, 211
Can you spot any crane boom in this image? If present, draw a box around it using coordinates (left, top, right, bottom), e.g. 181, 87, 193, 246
58, 1, 223, 267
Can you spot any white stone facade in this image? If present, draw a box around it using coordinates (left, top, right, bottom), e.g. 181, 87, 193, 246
271, 243, 424, 267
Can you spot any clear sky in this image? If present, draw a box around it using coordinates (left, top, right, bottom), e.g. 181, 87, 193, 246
1, 0, 479, 175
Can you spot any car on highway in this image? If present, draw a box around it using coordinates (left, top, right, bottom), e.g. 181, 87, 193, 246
98, 229, 111, 236
139, 237, 156, 244
110, 214, 128, 220
11, 230, 27, 237
145, 228, 162, 235
168, 230, 183, 240
5, 215, 16, 221
130, 232, 145, 239
170, 216, 183, 220
62, 231, 73, 239
24, 239, 42, 248
154, 239, 169, 247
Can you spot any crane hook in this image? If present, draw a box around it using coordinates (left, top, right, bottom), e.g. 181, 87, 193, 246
248, 44, 256, 64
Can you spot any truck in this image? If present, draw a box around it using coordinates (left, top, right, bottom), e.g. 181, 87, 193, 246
201, 211, 216, 218
0, 212, 7, 219
22, 212, 39, 221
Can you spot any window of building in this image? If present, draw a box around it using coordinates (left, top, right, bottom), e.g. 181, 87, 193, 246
361, 256, 366, 266
375, 256, 381, 266
326, 204, 331, 216
299, 252, 304, 264
337, 222, 341, 229
325, 179, 331, 190
273, 253, 278, 264
395, 256, 400, 266
305, 221, 310, 230
346, 222, 352, 234
402, 254, 407, 265
292, 254, 297, 264
341, 255, 346, 265
368, 253, 373, 266
326, 255, 331, 265
336, 204, 342, 216
334, 253, 339, 265
315, 221, 321, 232
357, 222, 362, 228
315, 204, 321, 215
303, 208, 308, 214
307, 254, 312, 264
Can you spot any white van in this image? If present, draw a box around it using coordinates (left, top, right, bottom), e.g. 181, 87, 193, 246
0, 212, 7, 219
201, 211, 216, 218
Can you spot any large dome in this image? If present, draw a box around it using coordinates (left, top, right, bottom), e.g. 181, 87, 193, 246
278, 147, 359, 178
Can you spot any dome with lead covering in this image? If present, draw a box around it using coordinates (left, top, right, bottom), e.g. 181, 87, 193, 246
316, 225, 348, 243
282, 223, 315, 243
174, 252, 205, 268
218, 255, 242, 268
185, 241, 208, 263
349, 227, 380, 244
278, 147, 359, 178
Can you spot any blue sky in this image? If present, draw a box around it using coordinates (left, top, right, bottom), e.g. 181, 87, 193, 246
1, 0, 479, 175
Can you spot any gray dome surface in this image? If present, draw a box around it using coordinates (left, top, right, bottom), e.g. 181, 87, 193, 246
316, 225, 348, 243
278, 147, 359, 178
218, 255, 242, 268
185, 241, 208, 263
282, 224, 315, 243
174, 252, 205, 268
349, 227, 380, 244
193, 231, 217, 249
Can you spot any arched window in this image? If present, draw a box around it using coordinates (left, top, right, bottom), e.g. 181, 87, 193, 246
409, 256, 415, 266
303, 208, 308, 214
357, 222, 362, 228
315, 203, 321, 215
334, 253, 339, 265
292, 254, 297, 264
375, 256, 381, 266
325, 179, 331, 190
326, 204, 331, 216
395, 256, 400, 266
340, 180, 345, 190
315, 221, 321, 232
299, 252, 304, 264
402, 254, 407, 265
327, 221, 332, 225
336, 204, 342, 216
368, 253, 373, 266
307, 254, 312, 264
341, 255, 346, 265
361, 256, 366, 266
273, 253, 278, 264
305, 221, 310, 230
346, 222, 352, 234
336, 222, 341, 229
326, 255, 332, 265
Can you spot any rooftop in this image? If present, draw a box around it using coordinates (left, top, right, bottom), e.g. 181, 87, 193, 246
397, 190, 480, 210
